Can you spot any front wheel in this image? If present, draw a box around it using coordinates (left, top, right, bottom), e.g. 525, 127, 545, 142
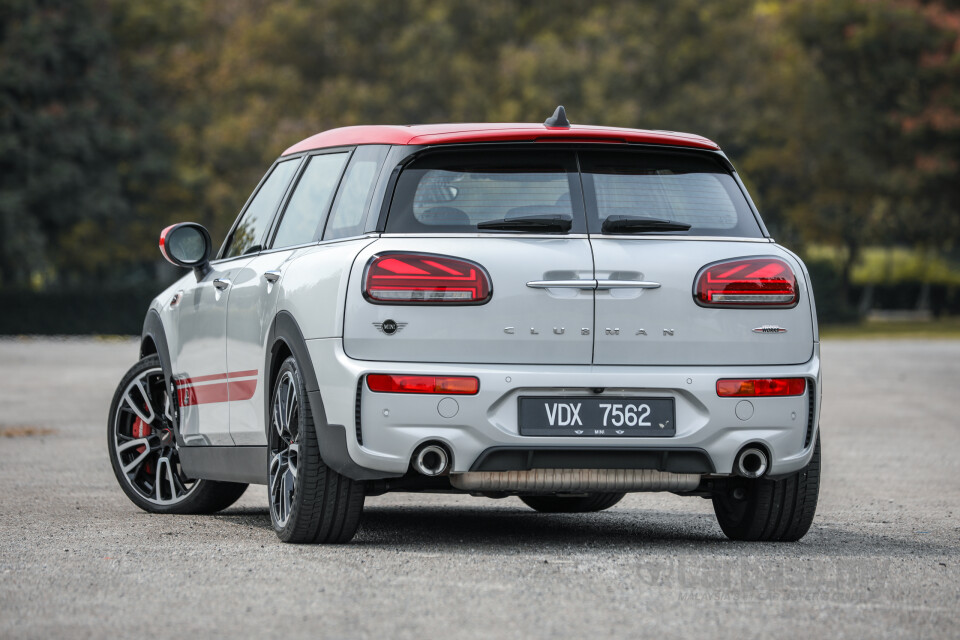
712, 435, 821, 541
268, 356, 365, 543
520, 493, 625, 513
107, 355, 248, 514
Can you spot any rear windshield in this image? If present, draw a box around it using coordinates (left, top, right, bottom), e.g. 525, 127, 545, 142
385, 148, 762, 237
386, 150, 586, 233
578, 151, 760, 236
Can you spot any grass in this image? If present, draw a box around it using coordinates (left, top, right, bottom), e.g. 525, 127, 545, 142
820, 316, 960, 339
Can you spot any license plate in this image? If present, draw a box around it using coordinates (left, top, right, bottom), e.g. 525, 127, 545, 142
518, 397, 676, 437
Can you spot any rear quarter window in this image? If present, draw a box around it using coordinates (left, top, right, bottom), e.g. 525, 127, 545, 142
323, 145, 389, 240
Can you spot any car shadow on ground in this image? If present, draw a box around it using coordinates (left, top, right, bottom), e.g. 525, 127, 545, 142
212, 505, 959, 557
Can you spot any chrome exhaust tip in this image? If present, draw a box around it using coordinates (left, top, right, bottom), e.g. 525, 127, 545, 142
412, 443, 450, 476
735, 447, 768, 479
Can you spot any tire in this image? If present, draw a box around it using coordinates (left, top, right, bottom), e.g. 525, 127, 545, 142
519, 492, 625, 513
712, 435, 821, 541
108, 355, 248, 514
268, 356, 365, 544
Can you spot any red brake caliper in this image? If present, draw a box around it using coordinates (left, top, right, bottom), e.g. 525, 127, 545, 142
132, 416, 152, 473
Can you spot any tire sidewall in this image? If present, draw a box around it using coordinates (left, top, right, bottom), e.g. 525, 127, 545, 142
269, 356, 310, 538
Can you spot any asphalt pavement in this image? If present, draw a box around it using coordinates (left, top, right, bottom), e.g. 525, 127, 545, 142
0, 337, 958, 639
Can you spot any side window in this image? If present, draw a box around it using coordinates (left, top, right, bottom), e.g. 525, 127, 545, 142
222, 159, 299, 259
271, 152, 349, 249
323, 145, 389, 240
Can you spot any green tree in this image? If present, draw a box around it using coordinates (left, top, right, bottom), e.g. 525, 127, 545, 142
894, 1, 960, 254
0, 0, 162, 286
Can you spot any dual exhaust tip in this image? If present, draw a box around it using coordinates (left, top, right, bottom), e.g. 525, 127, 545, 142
735, 446, 768, 479
413, 442, 768, 480
412, 443, 451, 476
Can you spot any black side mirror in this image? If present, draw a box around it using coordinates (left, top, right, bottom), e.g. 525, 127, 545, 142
160, 222, 212, 281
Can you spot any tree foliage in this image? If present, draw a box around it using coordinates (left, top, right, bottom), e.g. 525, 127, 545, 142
0, 0, 958, 294
0, 0, 164, 285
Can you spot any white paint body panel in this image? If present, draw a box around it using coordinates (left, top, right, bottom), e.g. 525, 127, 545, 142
590, 238, 815, 365
279, 237, 380, 340
225, 250, 297, 445
154, 233, 821, 473
343, 236, 595, 364
172, 258, 252, 445
307, 338, 820, 477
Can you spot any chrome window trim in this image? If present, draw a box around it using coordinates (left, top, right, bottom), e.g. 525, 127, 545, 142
255, 232, 381, 257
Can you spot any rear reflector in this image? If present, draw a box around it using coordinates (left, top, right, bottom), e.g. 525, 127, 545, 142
717, 378, 806, 397
364, 253, 492, 304
366, 374, 480, 395
694, 257, 798, 307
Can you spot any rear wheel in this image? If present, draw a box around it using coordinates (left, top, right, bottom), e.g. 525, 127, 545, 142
519, 493, 625, 513
712, 435, 821, 541
108, 355, 248, 514
268, 356, 365, 544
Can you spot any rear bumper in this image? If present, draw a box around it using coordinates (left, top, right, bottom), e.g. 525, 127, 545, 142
306, 338, 821, 482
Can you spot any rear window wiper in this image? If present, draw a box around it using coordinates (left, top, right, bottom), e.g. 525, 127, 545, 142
601, 215, 691, 234
477, 215, 572, 233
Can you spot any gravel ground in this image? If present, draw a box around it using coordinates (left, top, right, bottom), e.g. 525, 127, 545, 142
0, 337, 958, 639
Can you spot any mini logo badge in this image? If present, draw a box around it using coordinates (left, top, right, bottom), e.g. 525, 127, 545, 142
753, 325, 788, 334
373, 320, 407, 335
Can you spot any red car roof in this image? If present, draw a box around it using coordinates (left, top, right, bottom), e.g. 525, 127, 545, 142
281, 122, 720, 156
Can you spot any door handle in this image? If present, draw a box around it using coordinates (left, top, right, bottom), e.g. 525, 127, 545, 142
526, 280, 598, 290
263, 270, 281, 283
595, 280, 661, 290
213, 278, 232, 291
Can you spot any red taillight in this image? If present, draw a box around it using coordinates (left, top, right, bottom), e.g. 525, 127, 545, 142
366, 374, 479, 395
717, 378, 806, 397
364, 253, 492, 304
694, 257, 798, 307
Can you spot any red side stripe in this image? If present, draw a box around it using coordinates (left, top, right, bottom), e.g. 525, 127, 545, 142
176, 373, 228, 386
179, 381, 229, 406
175, 369, 259, 387
228, 379, 257, 402
176, 370, 259, 406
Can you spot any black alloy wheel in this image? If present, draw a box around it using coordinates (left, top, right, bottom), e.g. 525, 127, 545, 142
268, 356, 365, 543
108, 355, 248, 514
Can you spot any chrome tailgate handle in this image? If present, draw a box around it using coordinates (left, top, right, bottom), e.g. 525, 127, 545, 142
595, 279, 661, 290
527, 279, 660, 290
526, 280, 597, 290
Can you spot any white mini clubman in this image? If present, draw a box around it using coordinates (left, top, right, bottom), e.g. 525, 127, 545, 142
108, 107, 821, 544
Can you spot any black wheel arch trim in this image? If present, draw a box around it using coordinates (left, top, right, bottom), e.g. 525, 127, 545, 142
141, 309, 172, 384
141, 309, 185, 447
265, 311, 401, 482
